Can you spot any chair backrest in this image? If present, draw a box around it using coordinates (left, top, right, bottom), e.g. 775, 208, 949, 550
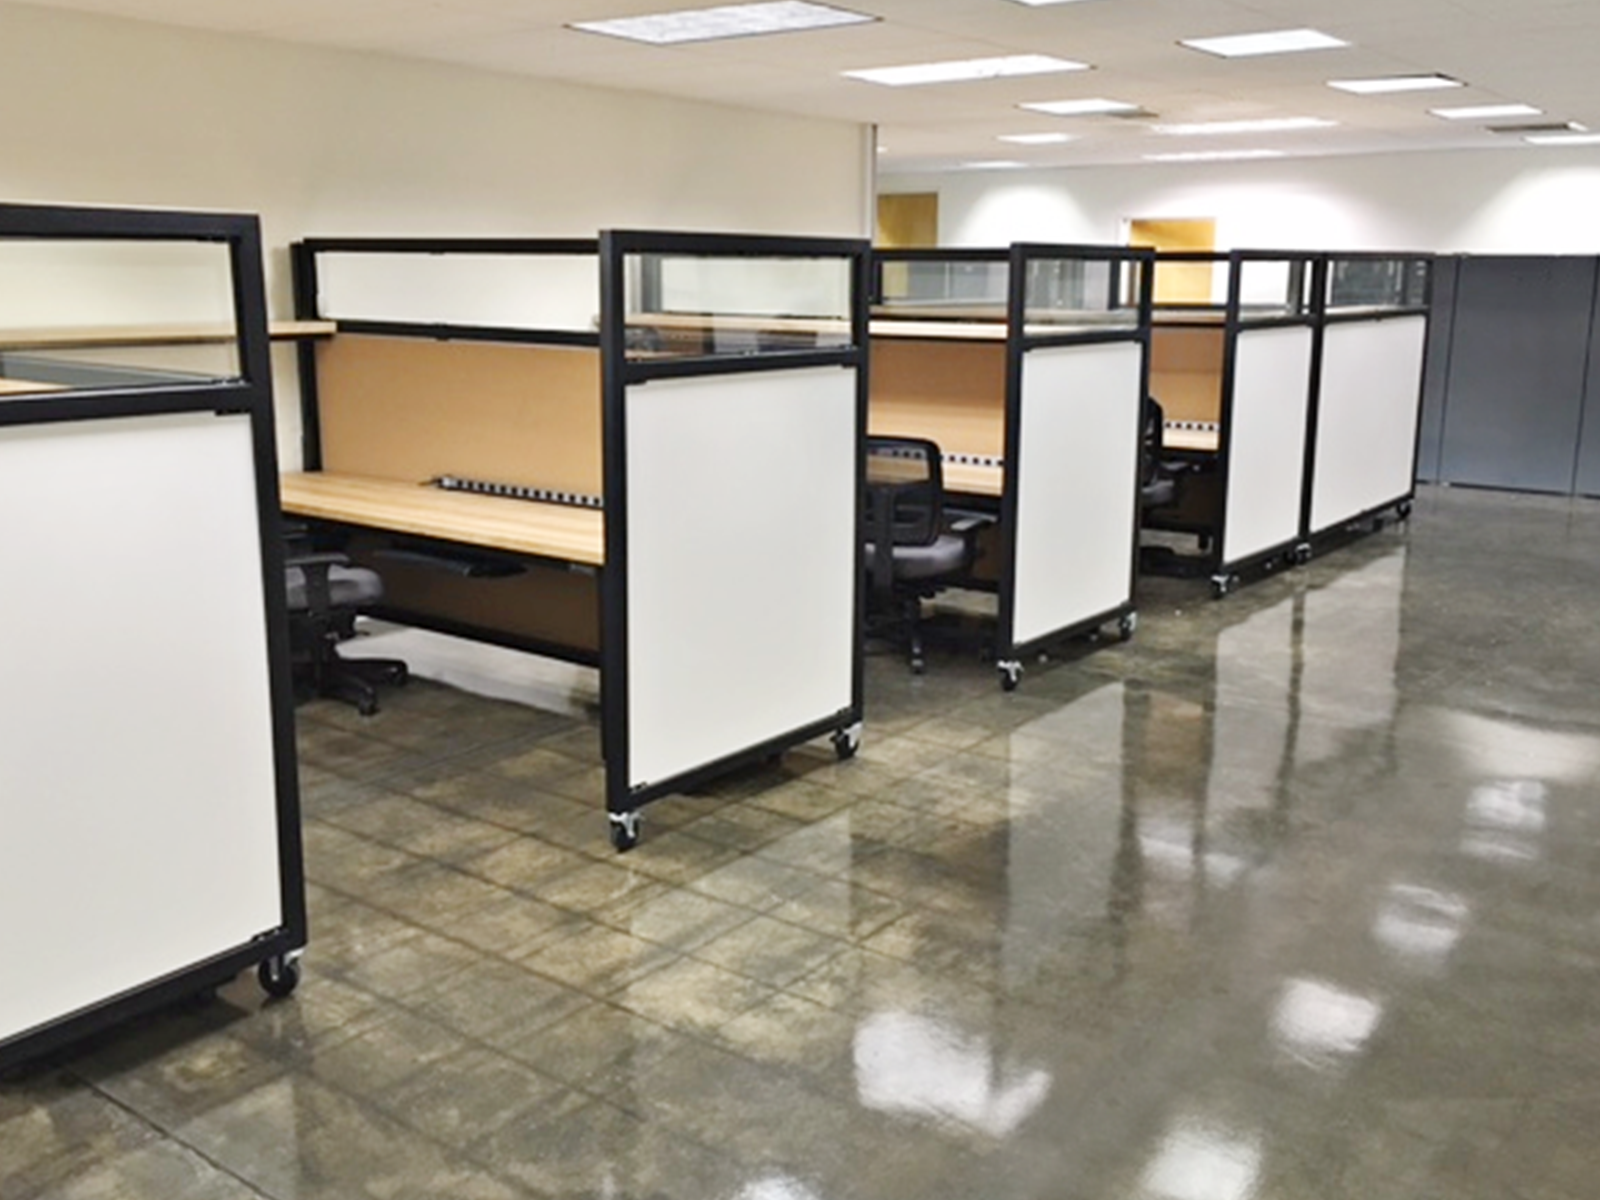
1141, 395, 1166, 485
865, 436, 945, 547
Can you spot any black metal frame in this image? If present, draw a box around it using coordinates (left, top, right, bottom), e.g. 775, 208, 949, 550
292, 231, 869, 845
1145, 248, 1434, 595
998, 243, 1154, 669
599, 229, 870, 830
873, 244, 1153, 685
0, 202, 304, 1070
1299, 251, 1435, 546
1145, 249, 1320, 594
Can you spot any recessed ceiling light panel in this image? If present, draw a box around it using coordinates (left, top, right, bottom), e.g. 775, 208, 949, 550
1328, 74, 1462, 95
1430, 103, 1542, 120
844, 54, 1088, 87
998, 132, 1076, 144
1153, 117, 1337, 136
1145, 149, 1288, 162
1525, 132, 1600, 146
1020, 97, 1138, 116
571, 1, 874, 46
1181, 28, 1349, 58
962, 160, 1028, 170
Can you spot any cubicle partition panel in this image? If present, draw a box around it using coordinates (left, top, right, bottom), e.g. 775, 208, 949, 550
1305, 255, 1432, 537
871, 245, 1151, 689
600, 231, 866, 846
1220, 323, 1315, 567
290, 232, 867, 849
0, 203, 305, 1069
1145, 251, 1319, 596
1000, 245, 1151, 678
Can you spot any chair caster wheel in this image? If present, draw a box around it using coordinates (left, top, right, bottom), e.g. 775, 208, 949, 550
609, 811, 641, 852
1118, 612, 1137, 642
1210, 573, 1238, 600
998, 661, 1022, 692
258, 953, 301, 999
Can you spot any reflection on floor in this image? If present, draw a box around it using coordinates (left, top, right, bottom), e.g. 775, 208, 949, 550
7, 483, 1600, 1200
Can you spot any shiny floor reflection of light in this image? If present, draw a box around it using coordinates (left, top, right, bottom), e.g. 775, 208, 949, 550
7, 483, 1600, 1200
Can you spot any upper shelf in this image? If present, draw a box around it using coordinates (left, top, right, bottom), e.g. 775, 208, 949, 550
0, 320, 336, 351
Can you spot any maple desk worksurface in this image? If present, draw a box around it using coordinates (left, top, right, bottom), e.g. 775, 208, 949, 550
279, 472, 605, 567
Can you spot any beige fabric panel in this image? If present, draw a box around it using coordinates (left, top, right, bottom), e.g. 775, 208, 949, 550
868, 337, 1006, 460
316, 335, 601, 495
1149, 326, 1225, 424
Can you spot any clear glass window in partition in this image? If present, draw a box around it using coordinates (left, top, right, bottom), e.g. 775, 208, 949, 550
314, 252, 601, 334
1024, 256, 1144, 332
875, 258, 1008, 319
0, 239, 239, 397
625, 253, 854, 360
1326, 257, 1431, 312
1236, 257, 1312, 320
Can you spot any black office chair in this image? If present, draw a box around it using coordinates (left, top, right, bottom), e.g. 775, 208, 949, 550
1140, 395, 1181, 510
863, 436, 986, 674
285, 538, 408, 716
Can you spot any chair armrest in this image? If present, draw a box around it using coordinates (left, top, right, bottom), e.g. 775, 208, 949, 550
948, 514, 993, 536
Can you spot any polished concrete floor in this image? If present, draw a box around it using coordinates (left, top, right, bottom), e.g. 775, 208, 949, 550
6, 484, 1600, 1200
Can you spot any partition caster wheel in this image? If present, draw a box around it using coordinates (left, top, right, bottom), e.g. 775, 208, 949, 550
998, 661, 1023, 692
258, 953, 301, 999
609, 811, 641, 853
1117, 612, 1138, 642
1292, 544, 1313, 566
831, 723, 862, 761
1210, 574, 1238, 600
1396, 501, 1413, 522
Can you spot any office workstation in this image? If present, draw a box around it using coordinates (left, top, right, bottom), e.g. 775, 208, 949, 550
868, 244, 1153, 690
1142, 249, 1431, 597
0, 202, 306, 1072
287, 232, 868, 849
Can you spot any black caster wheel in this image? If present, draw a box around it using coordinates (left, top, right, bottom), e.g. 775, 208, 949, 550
609, 811, 641, 853
258, 954, 301, 999
357, 697, 379, 718
1293, 544, 1313, 566
1210, 574, 1238, 600
1397, 502, 1413, 522
392, 664, 410, 687
1117, 612, 1138, 642
831, 725, 861, 761
910, 657, 925, 675
998, 662, 1022, 692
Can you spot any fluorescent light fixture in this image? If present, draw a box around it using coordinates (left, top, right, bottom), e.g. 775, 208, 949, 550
1526, 132, 1600, 146
1006, 0, 1101, 5
1328, 74, 1462, 95
845, 54, 1087, 87
1181, 28, 1348, 58
1144, 149, 1287, 162
1153, 117, 1336, 136
962, 160, 1028, 170
1430, 102, 1542, 120
1020, 97, 1138, 116
571, 1, 873, 45
999, 132, 1076, 144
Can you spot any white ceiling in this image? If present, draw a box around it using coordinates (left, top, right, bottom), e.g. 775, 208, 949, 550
20, 0, 1600, 172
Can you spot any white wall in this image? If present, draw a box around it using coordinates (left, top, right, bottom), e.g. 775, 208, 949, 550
883, 148, 1600, 255
0, 2, 869, 465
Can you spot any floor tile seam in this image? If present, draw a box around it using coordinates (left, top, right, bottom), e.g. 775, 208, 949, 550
677, 922, 856, 990
61, 1073, 281, 1200
583, 892, 772, 954
677, 857, 845, 910
305, 814, 622, 914
298, 877, 629, 1003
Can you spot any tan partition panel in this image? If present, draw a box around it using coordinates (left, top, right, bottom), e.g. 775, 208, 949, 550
868, 337, 1006, 459
1149, 326, 1225, 425
316, 335, 601, 495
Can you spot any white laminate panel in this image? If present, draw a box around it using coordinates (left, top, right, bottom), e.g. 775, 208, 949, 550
1222, 326, 1314, 565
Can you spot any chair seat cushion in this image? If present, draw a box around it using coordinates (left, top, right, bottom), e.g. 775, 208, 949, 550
863, 533, 970, 581
1141, 478, 1177, 509
286, 564, 384, 611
